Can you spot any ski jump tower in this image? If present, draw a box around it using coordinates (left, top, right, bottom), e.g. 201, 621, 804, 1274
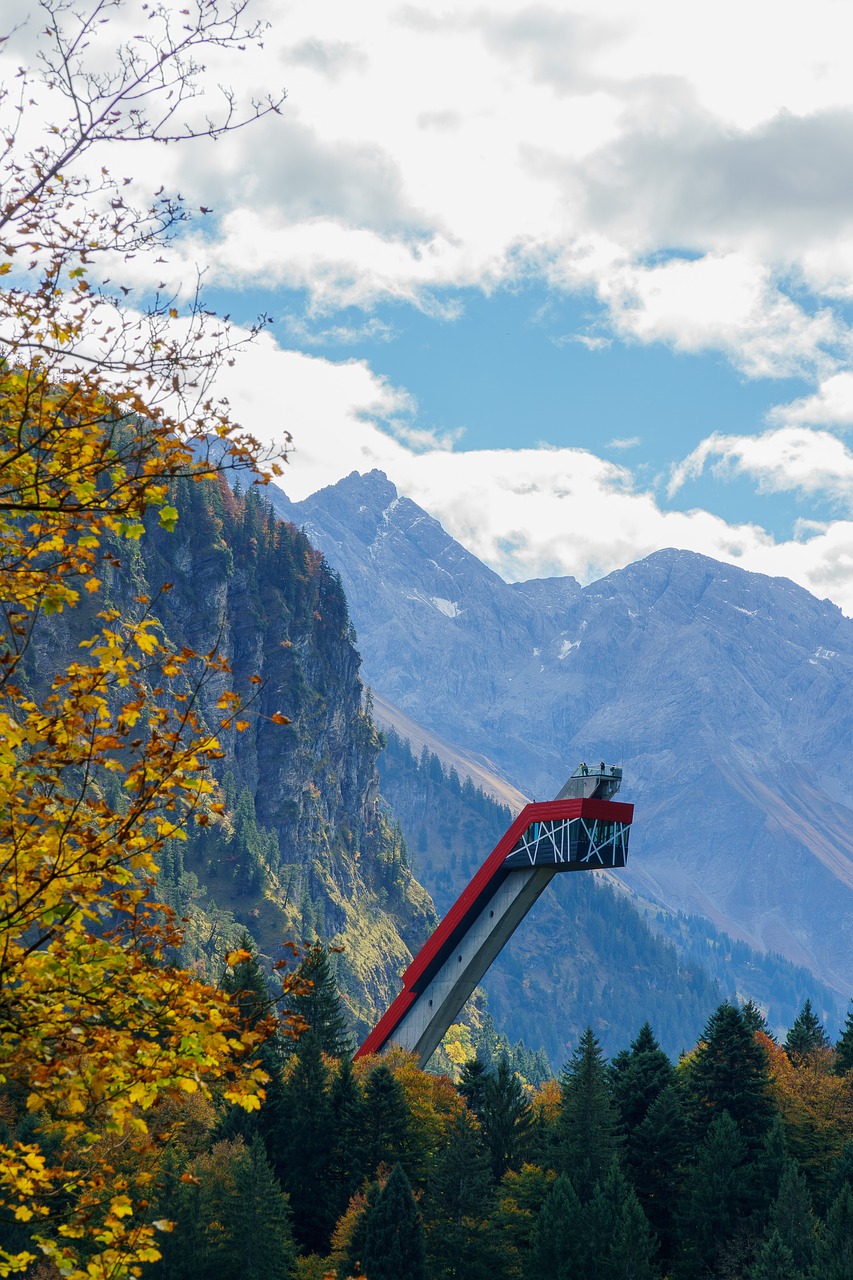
355, 764, 633, 1067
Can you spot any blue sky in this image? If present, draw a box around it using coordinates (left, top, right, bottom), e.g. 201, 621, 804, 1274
208, 277, 828, 542
10, 0, 853, 608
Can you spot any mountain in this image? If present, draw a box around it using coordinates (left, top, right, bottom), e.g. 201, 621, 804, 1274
378, 725, 843, 1059
272, 469, 853, 1000
370, 688, 529, 812
29, 473, 435, 1039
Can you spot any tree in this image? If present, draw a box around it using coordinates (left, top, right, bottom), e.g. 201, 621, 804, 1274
361, 1064, 412, 1180
784, 999, 831, 1063
362, 1164, 426, 1280
217, 934, 294, 1147
813, 1182, 853, 1280
675, 1110, 750, 1280
494, 1164, 556, 1280
480, 1055, 534, 1181
327, 1055, 368, 1223
0, 1, 290, 1274
526, 1173, 584, 1280
556, 1028, 622, 1195
834, 1003, 853, 1075
288, 941, 353, 1057
684, 1002, 775, 1152
631, 1084, 691, 1272
587, 1162, 659, 1280
459, 1057, 490, 1115
742, 999, 774, 1039
767, 1159, 816, 1274
609, 1022, 675, 1159
153, 1136, 295, 1280
749, 1230, 802, 1280
211, 1136, 296, 1280
271, 1031, 335, 1254
424, 1110, 498, 1280
761, 1031, 853, 1202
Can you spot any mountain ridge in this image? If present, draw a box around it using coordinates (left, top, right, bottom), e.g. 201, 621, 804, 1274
271, 468, 853, 997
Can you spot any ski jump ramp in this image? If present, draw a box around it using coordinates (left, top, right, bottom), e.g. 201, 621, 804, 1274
356, 765, 634, 1067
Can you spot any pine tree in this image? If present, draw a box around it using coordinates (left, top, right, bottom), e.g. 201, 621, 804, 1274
526, 1173, 584, 1280
223, 1136, 296, 1280
685, 1002, 775, 1152
459, 1057, 490, 1115
784, 999, 831, 1062
151, 1146, 206, 1280
675, 1110, 750, 1280
813, 1182, 853, 1280
481, 1055, 534, 1181
556, 1028, 622, 1196
222, 932, 270, 1026
768, 1159, 816, 1274
749, 1230, 802, 1280
327, 1055, 368, 1221
741, 998, 774, 1039
631, 1084, 690, 1273
362, 1064, 412, 1178
362, 1164, 426, 1280
270, 1030, 335, 1253
831, 1140, 853, 1200
230, 788, 270, 896
587, 1162, 659, 1280
425, 1110, 499, 1280
340, 1179, 380, 1280
610, 1022, 675, 1149
476, 1013, 500, 1071
494, 1164, 556, 1280
834, 1003, 853, 1075
750, 1113, 789, 1222
289, 941, 353, 1057
218, 935, 286, 1146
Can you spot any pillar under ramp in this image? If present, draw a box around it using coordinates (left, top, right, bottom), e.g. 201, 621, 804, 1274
356, 775, 633, 1068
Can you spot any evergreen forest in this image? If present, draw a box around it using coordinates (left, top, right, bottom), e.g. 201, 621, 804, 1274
9, 941, 853, 1279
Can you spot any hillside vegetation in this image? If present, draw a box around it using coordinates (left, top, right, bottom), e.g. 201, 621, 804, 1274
28, 476, 436, 1039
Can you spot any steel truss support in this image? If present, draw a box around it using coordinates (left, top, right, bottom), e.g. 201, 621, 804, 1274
356, 790, 633, 1067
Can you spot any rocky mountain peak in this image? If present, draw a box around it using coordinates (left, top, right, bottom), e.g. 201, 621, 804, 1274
271, 469, 853, 998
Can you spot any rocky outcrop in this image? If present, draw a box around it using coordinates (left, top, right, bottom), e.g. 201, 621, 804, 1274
30, 474, 436, 1037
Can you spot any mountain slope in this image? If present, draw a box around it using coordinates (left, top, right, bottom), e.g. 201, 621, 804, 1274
274, 470, 853, 998
378, 725, 844, 1059
30, 475, 436, 1038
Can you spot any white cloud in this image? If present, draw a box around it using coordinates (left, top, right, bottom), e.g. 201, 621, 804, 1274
594, 254, 842, 379
210, 332, 853, 615
770, 373, 853, 431
12, 0, 853, 619
10, 0, 853, 383
669, 426, 853, 509
385, 439, 853, 616
212, 335, 415, 499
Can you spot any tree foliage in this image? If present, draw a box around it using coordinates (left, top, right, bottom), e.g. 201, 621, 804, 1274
556, 1027, 621, 1193
0, 2, 293, 1274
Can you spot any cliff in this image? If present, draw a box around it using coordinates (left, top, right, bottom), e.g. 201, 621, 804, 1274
29, 474, 436, 1038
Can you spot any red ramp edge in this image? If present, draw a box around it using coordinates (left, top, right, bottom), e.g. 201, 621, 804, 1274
355, 796, 633, 1059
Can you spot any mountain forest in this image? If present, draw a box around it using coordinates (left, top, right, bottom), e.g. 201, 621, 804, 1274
6, 5, 853, 1279
6, 467, 853, 1280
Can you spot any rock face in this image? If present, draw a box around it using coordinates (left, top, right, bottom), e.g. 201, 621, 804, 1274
29, 474, 436, 1035
273, 470, 853, 996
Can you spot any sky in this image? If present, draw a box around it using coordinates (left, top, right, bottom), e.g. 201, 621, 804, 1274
9, 0, 853, 611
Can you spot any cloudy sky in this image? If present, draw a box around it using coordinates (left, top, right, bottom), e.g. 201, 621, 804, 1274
12, 0, 853, 610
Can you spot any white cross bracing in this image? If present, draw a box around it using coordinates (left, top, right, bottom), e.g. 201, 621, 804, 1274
504, 816, 629, 869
